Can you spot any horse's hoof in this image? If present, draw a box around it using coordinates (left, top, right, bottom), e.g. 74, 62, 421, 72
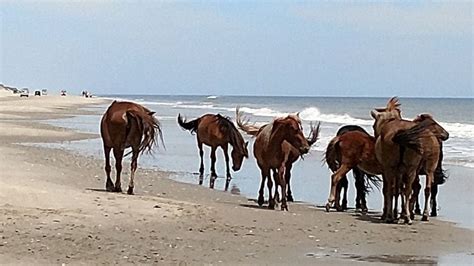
336, 206, 344, 212
325, 203, 331, 212
287, 195, 294, 202
106, 186, 114, 192
281, 205, 288, 211
127, 187, 134, 195
421, 215, 429, 221
410, 213, 415, 220
268, 204, 275, 210
257, 197, 264, 207
430, 211, 437, 217
114, 187, 122, 193
415, 209, 422, 215
362, 207, 368, 214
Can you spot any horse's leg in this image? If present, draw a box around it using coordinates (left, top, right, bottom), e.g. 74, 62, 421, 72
334, 178, 342, 211
209, 146, 218, 189
112, 148, 124, 193
381, 175, 388, 221
104, 146, 114, 192
326, 164, 351, 212
257, 168, 267, 207
413, 176, 422, 215
422, 171, 435, 221
127, 148, 139, 195
278, 164, 288, 211
341, 175, 348, 211
222, 144, 231, 191
285, 163, 294, 202
267, 170, 275, 210
430, 184, 439, 217
272, 169, 280, 203
402, 170, 417, 225
354, 168, 368, 213
198, 141, 204, 185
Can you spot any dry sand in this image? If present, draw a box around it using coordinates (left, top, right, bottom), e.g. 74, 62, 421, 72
0, 92, 472, 265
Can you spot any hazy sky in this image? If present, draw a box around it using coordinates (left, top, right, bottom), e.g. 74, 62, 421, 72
1, 1, 472, 97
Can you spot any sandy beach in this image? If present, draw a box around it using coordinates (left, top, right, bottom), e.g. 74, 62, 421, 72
0, 91, 473, 265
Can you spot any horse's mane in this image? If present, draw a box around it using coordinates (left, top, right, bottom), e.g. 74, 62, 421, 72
386, 97, 401, 112
413, 113, 433, 122
216, 114, 246, 154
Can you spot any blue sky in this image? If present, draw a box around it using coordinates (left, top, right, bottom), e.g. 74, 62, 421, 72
0, 1, 472, 97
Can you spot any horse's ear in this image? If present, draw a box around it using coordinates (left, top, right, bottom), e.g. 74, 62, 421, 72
371, 110, 379, 119
148, 111, 156, 116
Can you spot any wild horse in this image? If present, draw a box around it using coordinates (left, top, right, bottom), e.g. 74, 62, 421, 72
371, 98, 448, 224
325, 125, 382, 213
100, 101, 163, 195
177, 113, 248, 191
236, 108, 318, 210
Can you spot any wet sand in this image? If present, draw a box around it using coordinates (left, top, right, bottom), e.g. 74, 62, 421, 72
0, 92, 473, 265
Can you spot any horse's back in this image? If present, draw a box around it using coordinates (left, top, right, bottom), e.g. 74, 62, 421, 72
101, 101, 147, 148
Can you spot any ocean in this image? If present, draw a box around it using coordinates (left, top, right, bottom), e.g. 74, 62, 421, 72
44, 95, 474, 229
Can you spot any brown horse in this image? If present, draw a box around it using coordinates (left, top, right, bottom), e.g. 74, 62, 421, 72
327, 125, 382, 213
325, 129, 383, 213
100, 101, 163, 195
177, 113, 248, 191
371, 98, 447, 224
236, 108, 314, 211
406, 114, 449, 219
236, 109, 320, 203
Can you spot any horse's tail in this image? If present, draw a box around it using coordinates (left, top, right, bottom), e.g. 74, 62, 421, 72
126, 109, 163, 155
364, 173, 382, 192
393, 119, 436, 154
434, 141, 448, 185
235, 107, 261, 136
177, 114, 200, 134
307, 122, 321, 146
325, 136, 340, 172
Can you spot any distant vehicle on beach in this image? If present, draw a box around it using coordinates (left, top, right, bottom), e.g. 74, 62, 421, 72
42, 89, 48, 95
20, 88, 29, 97
34, 90, 41, 96
60, 90, 67, 96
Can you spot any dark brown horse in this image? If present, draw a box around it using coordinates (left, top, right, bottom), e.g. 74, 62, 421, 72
371, 98, 447, 224
100, 101, 163, 195
177, 113, 248, 191
325, 125, 382, 213
236, 108, 314, 211
236, 109, 320, 203
325, 129, 383, 213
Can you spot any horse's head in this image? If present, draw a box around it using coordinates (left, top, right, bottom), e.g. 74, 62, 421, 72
231, 141, 249, 171
371, 97, 402, 137
414, 114, 449, 141
272, 115, 310, 155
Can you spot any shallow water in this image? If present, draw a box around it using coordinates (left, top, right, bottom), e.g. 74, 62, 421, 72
43, 103, 474, 230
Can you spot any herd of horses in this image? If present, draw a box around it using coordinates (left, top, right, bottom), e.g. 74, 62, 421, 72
100, 97, 449, 225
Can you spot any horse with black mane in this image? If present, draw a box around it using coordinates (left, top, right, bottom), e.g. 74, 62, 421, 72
236, 108, 318, 210
325, 125, 381, 213
100, 101, 163, 195
177, 113, 249, 191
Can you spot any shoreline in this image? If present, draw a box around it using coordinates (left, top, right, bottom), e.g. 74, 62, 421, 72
0, 93, 473, 264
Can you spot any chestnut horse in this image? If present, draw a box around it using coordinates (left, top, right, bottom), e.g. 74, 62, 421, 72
177, 113, 248, 191
100, 101, 163, 195
236, 109, 320, 203
235, 108, 313, 211
325, 128, 383, 213
371, 98, 447, 224
325, 125, 382, 213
